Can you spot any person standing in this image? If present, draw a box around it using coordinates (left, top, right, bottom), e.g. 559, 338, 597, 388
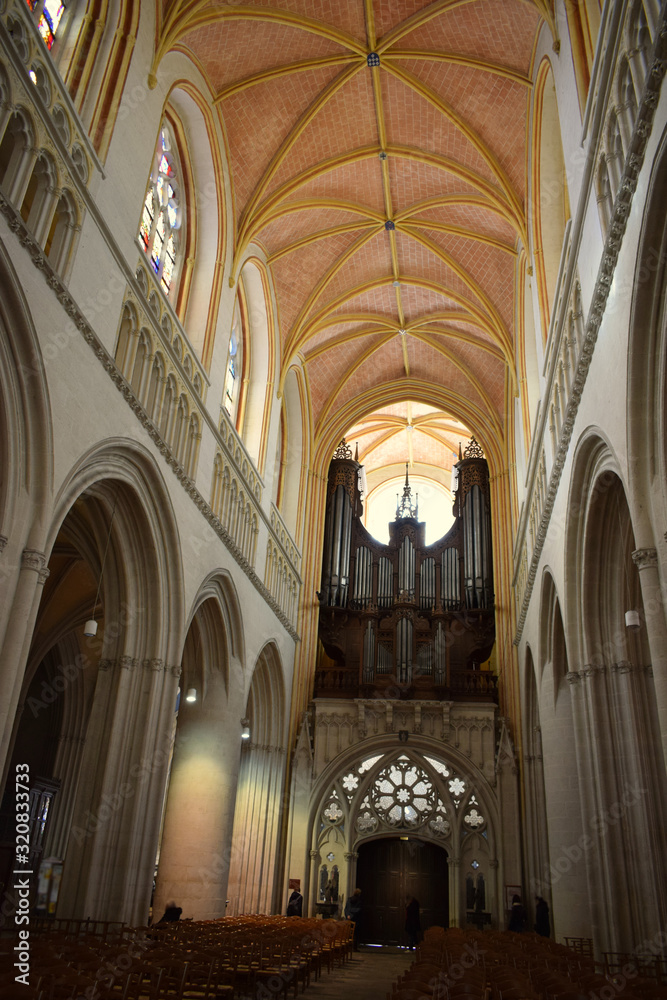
345, 888, 362, 950
287, 889, 303, 916
508, 894, 527, 932
534, 896, 550, 937
405, 895, 421, 950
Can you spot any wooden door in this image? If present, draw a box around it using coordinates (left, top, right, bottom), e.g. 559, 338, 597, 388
355, 837, 449, 945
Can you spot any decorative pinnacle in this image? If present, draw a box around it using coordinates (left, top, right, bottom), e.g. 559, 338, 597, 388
396, 463, 419, 520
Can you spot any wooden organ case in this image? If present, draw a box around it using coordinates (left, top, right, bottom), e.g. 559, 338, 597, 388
316, 438, 497, 702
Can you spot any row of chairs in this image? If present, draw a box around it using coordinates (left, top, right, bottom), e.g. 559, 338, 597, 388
387, 927, 667, 1000
0, 914, 355, 1000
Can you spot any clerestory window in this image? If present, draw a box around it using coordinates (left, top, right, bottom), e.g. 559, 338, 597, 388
25, 0, 66, 50
139, 123, 183, 298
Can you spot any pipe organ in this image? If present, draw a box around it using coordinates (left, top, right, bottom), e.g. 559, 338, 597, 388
316, 438, 496, 701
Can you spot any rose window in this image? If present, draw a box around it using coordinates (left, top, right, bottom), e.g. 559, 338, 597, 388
370, 760, 435, 828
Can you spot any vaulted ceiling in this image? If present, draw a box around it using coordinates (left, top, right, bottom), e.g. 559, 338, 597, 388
154, 0, 549, 498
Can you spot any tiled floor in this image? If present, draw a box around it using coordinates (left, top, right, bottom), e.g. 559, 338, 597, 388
300, 947, 412, 1000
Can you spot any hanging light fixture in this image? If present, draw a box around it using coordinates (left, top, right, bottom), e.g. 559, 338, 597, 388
241, 718, 251, 740
186, 688, 197, 702
84, 490, 118, 638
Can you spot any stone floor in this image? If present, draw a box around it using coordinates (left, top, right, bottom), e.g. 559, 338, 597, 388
300, 947, 412, 1000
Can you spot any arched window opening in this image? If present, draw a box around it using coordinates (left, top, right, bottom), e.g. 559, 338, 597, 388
185, 414, 200, 478
606, 112, 624, 196
20, 153, 56, 237
274, 409, 286, 508
45, 189, 78, 273
617, 59, 638, 149
0, 111, 33, 203
146, 354, 165, 422
223, 293, 245, 426
596, 156, 613, 235
138, 122, 183, 299
532, 62, 571, 340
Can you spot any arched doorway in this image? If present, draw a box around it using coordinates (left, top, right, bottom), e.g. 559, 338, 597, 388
355, 837, 449, 945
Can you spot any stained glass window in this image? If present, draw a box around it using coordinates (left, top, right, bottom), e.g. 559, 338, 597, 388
223, 298, 244, 423
26, 0, 66, 50
370, 759, 435, 828
138, 124, 182, 297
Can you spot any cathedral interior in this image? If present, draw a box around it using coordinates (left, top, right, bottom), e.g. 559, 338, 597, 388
0, 0, 666, 963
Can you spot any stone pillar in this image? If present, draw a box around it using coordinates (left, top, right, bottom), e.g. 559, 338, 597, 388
448, 856, 460, 927
309, 849, 321, 916
632, 547, 667, 769
0, 548, 49, 783
153, 673, 243, 921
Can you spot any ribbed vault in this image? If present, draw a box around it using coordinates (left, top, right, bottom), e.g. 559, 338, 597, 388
151, 0, 548, 484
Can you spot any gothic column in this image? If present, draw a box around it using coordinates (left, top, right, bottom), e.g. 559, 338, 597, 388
153, 671, 243, 922
448, 856, 460, 927
632, 547, 667, 768
309, 849, 321, 916
0, 548, 49, 782
608, 660, 665, 943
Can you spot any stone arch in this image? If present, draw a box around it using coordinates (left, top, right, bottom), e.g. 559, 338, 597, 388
571, 448, 667, 951
626, 120, 667, 776
0, 106, 36, 204
236, 260, 273, 470
20, 150, 59, 244
307, 736, 501, 927
521, 644, 550, 921
536, 568, 590, 941
0, 239, 53, 546
530, 58, 571, 340
0, 440, 184, 926
164, 84, 223, 358
46, 188, 80, 277
279, 364, 308, 542
153, 571, 245, 922
227, 641, 287, 916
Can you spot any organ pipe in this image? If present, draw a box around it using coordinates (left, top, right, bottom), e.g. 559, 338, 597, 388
317, 436, 494, 698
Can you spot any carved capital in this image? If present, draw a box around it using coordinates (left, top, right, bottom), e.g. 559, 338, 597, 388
610, 660, 633, 675
632, 547, 658, 570
169, 664, 182, 679
119, 655, 137, 672
143, 657, 164, 672
582, 664, 606, 680
22, 548, 49, 581
98, 659, 114, 672
0, 535, 7, 553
